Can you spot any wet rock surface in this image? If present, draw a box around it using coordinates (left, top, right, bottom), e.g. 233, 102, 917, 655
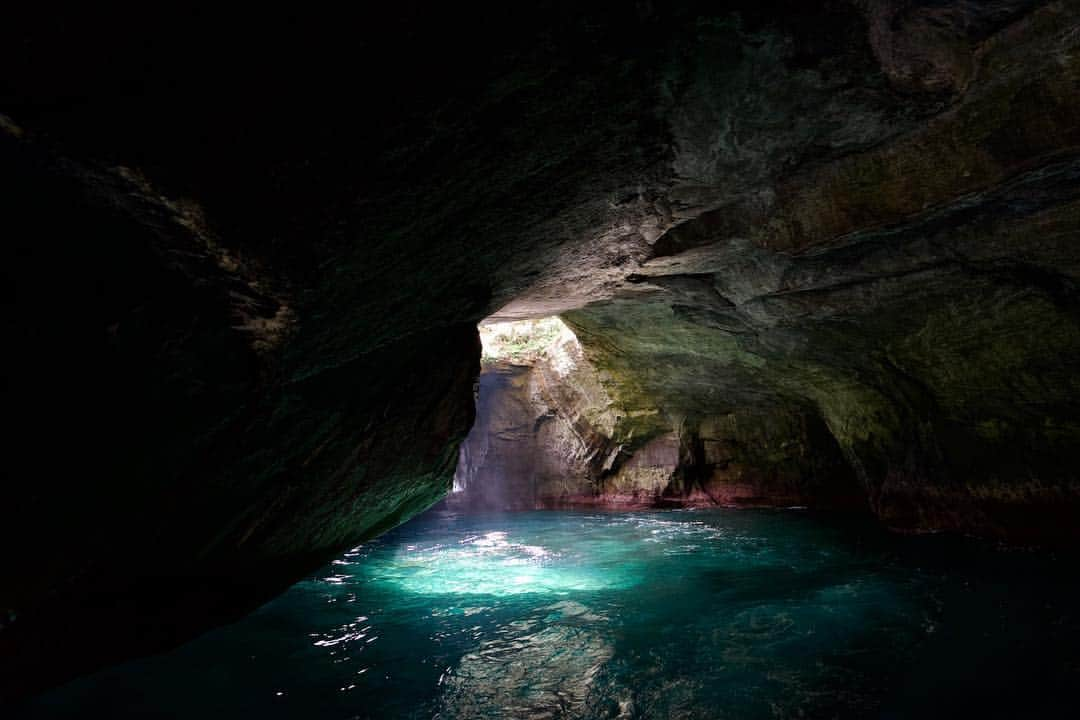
2, 0, 1079, 699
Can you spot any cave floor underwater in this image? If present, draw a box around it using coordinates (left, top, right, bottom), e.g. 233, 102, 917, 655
13, 505, 1080, 719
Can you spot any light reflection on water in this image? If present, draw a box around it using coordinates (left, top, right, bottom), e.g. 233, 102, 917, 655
17, 509, 1080, 719
384, 529, 639, 597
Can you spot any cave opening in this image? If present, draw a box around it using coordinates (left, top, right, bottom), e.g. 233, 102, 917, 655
448, 315, 594, 509
478, 316, 574, 368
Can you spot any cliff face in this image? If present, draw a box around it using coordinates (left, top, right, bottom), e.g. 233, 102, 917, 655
445, 364, 571, 511
3, 0, 1079, 698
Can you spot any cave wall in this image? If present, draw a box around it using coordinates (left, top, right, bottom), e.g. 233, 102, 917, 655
554, 0, 1080, 541
2, 0, 1079, 699
0, 112, 481, 699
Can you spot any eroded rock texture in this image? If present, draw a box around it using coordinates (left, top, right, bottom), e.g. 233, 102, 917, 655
555, 0, 1080, 542
2, 0, 1078, 699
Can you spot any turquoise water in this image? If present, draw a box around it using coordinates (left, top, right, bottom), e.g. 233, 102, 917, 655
18, 509, 1080, 718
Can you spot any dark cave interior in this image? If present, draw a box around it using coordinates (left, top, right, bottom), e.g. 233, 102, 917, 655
3, 2, 1080, 716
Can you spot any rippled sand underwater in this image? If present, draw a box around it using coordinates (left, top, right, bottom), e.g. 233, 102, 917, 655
19, 509, 1080, 718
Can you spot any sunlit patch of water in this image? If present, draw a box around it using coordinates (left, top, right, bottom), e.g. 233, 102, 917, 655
379, 529, 641, 597
18, 509, 1080, 719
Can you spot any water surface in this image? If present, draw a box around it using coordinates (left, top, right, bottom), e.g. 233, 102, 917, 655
19, 509, 1080, 718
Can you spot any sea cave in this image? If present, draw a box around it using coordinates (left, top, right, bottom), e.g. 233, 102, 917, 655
3, 3, 1080, 718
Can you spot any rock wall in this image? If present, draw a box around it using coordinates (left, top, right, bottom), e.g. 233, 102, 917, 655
0, 126, 480, 699
445, 364, 582, 511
